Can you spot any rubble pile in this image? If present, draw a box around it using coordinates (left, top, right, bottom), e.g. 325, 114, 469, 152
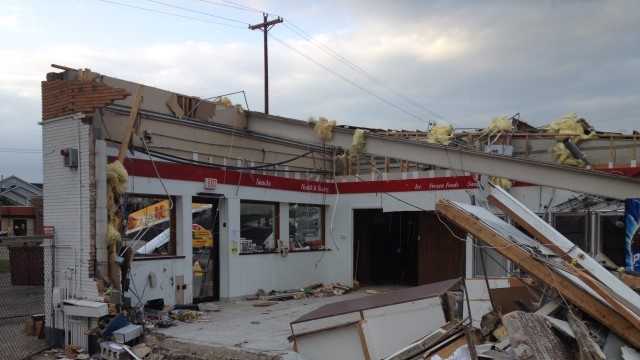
248, 282, 353, 303
290, 184, 640, 360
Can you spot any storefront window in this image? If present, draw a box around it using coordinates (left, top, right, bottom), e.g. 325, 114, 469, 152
240, 201, 278, 254
553, 213, 589, 252
124, 194, 176, 257
289, 204, 324, 251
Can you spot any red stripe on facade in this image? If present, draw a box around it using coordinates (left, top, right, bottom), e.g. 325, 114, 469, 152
335, 176, 479, 193
119, 157, 639, 195
0, 206, 36, 217
121, 158, 334, 194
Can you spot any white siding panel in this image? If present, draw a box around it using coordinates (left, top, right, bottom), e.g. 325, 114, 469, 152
43, 117, 99, 308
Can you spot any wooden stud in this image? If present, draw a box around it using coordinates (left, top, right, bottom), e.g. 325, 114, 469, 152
117, 86, 144, 163
436, 200, 640, 348
357, 321, 372, 360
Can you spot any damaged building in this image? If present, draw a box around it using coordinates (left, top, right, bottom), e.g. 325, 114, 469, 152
38, 65, 640, 357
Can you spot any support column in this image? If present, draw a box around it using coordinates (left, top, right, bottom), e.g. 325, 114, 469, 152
176, 196, 193, 304
279, 203, 290, 250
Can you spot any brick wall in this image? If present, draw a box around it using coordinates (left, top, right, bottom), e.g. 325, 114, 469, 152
41, 79, 129, 120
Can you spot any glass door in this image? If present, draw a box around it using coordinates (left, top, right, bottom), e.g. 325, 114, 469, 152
192, 197, 219, 302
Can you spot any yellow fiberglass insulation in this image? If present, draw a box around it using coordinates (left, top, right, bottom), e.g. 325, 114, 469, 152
551, 142, 585, 167
107, 223, 121, 247
426, 123, 454, 145
485, 116, 512, 136
546, 113, 597, 143
489, 176, 513, 190
107, 160, 128, 195
349, 129, 366, 160
217, 97, 233, 108
106, 160, 128, 252
311, 117, 337, 142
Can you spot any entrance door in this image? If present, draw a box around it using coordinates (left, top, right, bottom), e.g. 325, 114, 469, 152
417, 212, 466, 285
192, 197, 220, 302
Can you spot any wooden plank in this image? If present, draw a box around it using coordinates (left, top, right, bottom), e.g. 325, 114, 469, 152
502, 311, 571, 360
356, 321, 372, 360
619, 273, 640, 290
435, 200, 640, 348
488, 185, 640, 316
117, 86, 143, 163
491, 192, 640, 329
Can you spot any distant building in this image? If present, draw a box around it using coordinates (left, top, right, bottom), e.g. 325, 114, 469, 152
0, 175, 43, 236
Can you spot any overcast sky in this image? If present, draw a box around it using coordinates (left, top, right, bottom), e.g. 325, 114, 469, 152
1, 0, 639, 182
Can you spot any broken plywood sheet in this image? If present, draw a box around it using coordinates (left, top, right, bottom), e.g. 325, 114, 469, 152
166, 94, 184, 118
503, 311, 572, 360
194, 100, 216, 121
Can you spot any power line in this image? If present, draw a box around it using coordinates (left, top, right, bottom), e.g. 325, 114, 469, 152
283, 20, 445, 120
268, 33, 428, 125
96, 0, 247, 29
97, 0, 441, 125
214, 0, 444, 120
191, 0, 260, 13
142, 0, 249, 25
221, 0, 264, 14
0, 148, 41, 154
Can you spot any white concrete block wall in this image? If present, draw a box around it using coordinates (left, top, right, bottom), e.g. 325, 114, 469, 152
104, 144, 577, 302
43, 117, 100, 310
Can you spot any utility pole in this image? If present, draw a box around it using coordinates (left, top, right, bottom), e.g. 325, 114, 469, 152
249, 13, 283, 115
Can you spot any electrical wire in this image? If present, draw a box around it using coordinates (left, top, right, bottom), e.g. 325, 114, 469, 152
106, 138, 330, 174
220, 0, 264, 13
96, 0, 247, 29
140, 135, 174, 210
0, 148, 41, 154
192, 0, 261, 13
142, 0, 250, 25
283, 21, 445, 120
268, 33, 429, 125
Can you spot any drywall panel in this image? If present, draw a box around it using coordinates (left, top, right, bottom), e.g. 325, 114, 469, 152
361, 297, 446, 359
291, 313, 361, 335
295, 323, 366, 360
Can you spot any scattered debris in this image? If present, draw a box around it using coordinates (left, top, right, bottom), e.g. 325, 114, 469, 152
247, 282, 354, 303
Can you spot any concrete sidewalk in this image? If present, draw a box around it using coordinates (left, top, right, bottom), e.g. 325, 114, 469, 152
156, 286, 400, 359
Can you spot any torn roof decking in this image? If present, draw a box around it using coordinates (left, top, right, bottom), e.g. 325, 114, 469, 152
292, 278, 461, 324
43, 66, 640, 199
248, 113, 640, 199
